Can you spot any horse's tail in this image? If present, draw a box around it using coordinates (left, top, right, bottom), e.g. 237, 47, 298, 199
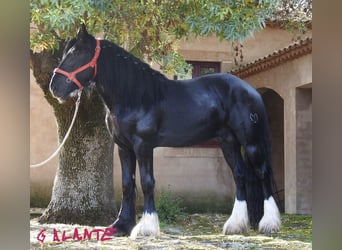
244, 157, 264, 229
244, 104, 274, 229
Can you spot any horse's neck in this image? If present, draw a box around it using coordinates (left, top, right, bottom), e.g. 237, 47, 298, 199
96, 44, 169, 110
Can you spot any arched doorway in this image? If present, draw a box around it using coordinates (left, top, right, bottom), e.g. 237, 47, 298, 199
258, 88, 285, 212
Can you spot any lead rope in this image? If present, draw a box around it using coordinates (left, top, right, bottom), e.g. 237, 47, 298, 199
30, 90, 82, 168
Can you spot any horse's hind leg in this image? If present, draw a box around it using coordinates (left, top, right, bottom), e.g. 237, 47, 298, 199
227, 100, 281, 234
244, 143, 281, 234
220, 132, 250, 234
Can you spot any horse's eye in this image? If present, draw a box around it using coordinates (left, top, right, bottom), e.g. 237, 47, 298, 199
66, 78, 72, 84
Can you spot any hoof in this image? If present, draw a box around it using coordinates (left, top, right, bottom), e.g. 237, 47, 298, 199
109, 227, 129, 237
258, 197, 281, 234
223, 199, 249, 235
130, 212, 160, 240
258, 216, 281, 234
223, 218, 249, 235
109, 218, 135, 237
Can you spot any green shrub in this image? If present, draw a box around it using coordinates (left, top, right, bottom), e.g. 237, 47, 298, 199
156, 189, 183, 224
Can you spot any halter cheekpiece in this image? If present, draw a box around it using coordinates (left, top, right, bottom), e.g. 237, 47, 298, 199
53, 39, 101, 89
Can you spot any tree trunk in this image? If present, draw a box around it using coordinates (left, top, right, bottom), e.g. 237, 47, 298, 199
30, 48, 117, 226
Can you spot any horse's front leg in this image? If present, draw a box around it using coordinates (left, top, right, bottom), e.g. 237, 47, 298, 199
110, 147, 137, 236
130, 143, 160, 239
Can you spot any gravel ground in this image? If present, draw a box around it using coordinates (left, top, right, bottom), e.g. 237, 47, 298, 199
30, 212, 312, 249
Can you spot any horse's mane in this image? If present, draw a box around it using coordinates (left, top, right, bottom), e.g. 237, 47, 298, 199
96, 39, 170, 110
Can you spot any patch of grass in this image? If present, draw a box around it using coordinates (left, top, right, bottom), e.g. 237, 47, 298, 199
178, 213, 223, 235
165, 213, 312, 243
275, 214, 312, 242
156, 189, 184, 224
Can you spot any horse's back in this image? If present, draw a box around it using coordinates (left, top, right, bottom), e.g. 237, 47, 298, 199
182, 73, 260, 97
183, 73, 264, 112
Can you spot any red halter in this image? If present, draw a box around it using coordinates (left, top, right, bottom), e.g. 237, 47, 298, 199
53, 39, 101, 89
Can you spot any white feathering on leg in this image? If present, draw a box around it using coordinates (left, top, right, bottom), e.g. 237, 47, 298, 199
130, 212, 160, 240
258, 196, 281, 234
223, 198, 250, 234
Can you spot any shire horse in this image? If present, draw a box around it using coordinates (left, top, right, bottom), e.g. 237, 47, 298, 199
49, 25, 281, 238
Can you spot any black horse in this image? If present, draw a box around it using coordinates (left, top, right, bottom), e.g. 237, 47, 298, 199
49, 25, 280, 238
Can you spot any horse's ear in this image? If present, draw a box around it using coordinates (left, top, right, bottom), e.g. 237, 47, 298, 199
77, 23, 89, 41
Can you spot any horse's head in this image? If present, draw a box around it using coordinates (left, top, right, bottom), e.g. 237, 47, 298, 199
49, 24, 100, 102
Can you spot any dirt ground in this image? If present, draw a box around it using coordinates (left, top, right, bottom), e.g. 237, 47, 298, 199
30, 212, 312, 249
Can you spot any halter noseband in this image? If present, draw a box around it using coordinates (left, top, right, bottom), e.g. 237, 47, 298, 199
53, 39, 101, 89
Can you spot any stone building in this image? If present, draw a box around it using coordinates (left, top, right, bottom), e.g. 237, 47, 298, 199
30, 26, 312, 214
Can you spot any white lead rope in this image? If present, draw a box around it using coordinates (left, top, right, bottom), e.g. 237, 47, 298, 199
30, 90, 82, 168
